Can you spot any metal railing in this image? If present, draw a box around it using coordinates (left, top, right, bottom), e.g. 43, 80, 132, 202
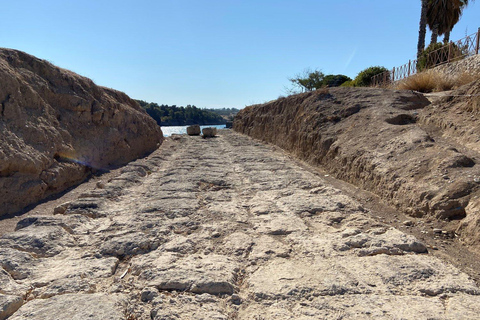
372, 28, 480, 87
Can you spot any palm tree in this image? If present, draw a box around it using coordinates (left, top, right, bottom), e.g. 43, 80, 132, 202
426, 0, 461, 44
417, 0, 428, 59
443, 0, 474, 43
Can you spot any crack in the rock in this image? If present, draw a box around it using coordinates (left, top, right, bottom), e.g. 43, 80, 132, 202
1, 93, 11, 117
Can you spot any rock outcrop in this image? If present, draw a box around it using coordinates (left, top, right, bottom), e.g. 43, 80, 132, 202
233, 84, 480, 247
0, 49, 163, 216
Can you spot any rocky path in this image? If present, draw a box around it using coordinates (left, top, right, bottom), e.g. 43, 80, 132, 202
1, 130, 480, 319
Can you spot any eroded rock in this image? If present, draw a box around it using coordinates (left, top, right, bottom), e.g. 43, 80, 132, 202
0, 48, 163, 217
0, 294, 23, 320
8, 293, 126, 320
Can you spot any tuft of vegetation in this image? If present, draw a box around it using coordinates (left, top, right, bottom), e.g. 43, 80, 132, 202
396, 71, 479, 93
396, 72, 443, 92
136, 100, 226, 126
354, 66, 389, 87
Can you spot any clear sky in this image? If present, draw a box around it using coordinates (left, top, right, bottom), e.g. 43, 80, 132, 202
1, 1, 478, 108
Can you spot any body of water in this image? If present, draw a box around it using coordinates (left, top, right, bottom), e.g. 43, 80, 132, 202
161, 124, 227, 137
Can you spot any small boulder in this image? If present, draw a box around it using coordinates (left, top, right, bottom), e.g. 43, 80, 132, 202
187, 125, 201, 136
202, 127, 217, 138
140, 287, 159, 302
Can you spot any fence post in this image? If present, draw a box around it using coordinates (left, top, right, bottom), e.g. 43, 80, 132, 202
476, 27, 480, 55
407, 60, 411, 77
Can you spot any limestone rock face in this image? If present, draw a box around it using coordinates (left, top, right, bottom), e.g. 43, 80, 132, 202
0, 48, 163, 216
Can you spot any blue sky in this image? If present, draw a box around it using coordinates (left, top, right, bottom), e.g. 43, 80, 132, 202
1, 1, 478, 108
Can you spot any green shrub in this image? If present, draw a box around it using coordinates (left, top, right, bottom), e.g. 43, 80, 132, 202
339, 80, 356, 87
354, 66, 389, 87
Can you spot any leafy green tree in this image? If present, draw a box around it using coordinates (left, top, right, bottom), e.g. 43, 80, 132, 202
287, 69, 352, 93
354, 66, 389, 87
288, 69, 326, 93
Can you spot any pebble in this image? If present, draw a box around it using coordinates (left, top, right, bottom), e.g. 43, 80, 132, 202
403, 220, 413, 227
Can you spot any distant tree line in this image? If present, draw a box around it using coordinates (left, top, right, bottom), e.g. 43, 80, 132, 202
136, 100, 226, 126
204, 107, 240, 117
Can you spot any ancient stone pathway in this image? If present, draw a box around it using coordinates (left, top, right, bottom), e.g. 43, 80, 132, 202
1, 130, 480, 319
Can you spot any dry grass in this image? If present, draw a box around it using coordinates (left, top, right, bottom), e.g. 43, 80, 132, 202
396, 71, 480, 93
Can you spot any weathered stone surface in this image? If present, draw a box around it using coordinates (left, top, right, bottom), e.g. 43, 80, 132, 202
238, 295, 448, 319
132, 252, 237, 295
30, 254, 118, 286
150, 294, 228, 320
187, 124, 201, 136
99, 232, 160, 257
8, 293, 126, 320
30, 278, 96, 299
0, 226, 75, 257
0, 268, 28, 296
2, 131, 480, 318
140, 287, 159, 302
338, 227, 428, 256
0, 248, 36, 280
0, 294, 23, 320
0, 48, 163, 217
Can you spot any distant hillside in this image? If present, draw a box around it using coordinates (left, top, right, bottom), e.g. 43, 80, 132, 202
136, 100, 226, 126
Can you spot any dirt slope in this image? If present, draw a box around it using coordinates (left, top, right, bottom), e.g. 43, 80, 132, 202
234, 83, 480, 250
0, 49, 163, 216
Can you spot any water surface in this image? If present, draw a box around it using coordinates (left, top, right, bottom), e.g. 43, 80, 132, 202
161, 124, 226, 137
